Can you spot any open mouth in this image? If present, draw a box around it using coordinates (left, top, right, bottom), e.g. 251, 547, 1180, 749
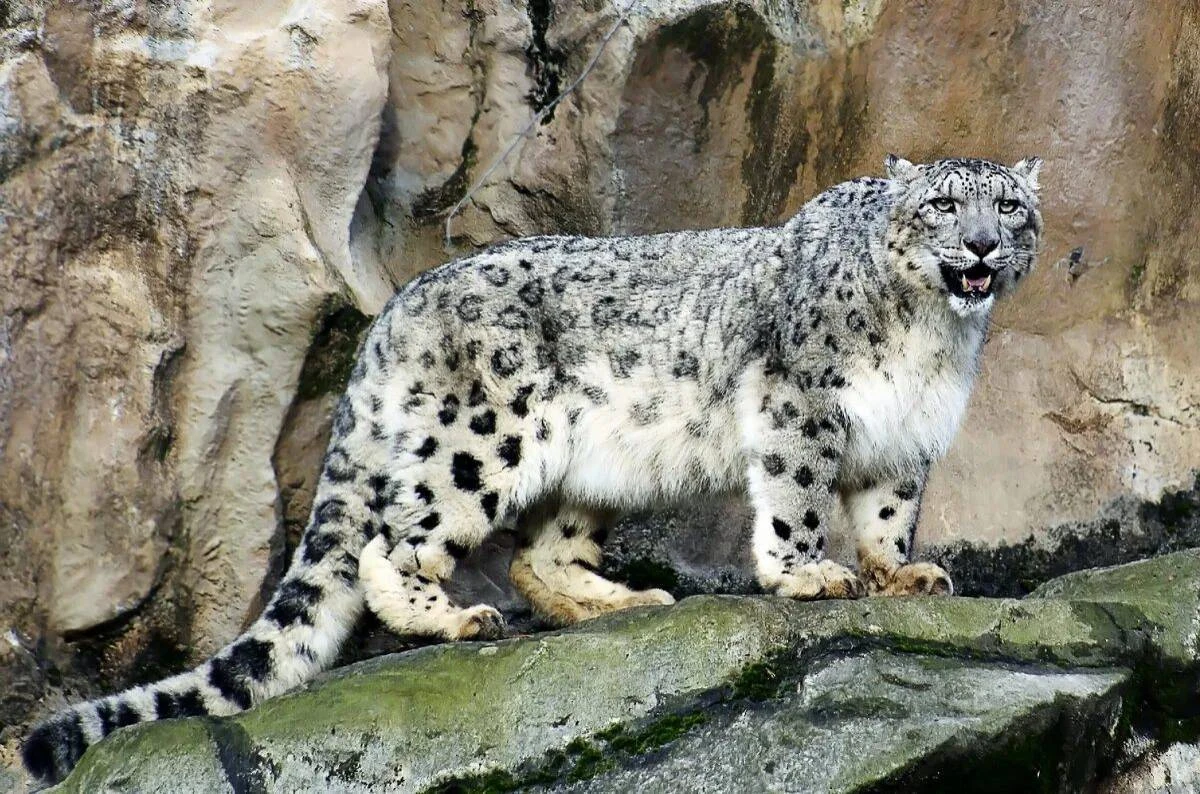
940, 262, 996, 301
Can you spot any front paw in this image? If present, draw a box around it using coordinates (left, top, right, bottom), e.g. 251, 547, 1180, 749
875, 562, 953, 596
772, 560, 865, 600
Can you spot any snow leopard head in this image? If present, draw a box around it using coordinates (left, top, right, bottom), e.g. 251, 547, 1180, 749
886, 156, 1043, 317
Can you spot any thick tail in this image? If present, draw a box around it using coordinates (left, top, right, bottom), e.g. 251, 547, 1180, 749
22, 535, 366, 785
23, 399, 378, 784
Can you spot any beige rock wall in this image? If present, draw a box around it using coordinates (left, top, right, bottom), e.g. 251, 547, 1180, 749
2, 0, 1199, 741
857, 2, 1200, 547
1, 0, 393, 716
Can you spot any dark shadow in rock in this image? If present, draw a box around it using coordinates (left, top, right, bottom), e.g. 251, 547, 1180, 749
930, 474, 1200, 597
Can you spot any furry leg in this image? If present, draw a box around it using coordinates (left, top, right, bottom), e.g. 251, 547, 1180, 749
509, 504, 674, 625
845, 473, 952, 596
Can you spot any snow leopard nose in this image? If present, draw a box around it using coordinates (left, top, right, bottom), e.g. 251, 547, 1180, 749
962, 234, 998, 260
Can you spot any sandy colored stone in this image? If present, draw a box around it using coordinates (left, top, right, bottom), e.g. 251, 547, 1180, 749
0, 0, 392, 698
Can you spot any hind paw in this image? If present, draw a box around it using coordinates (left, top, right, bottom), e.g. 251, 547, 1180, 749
451, 605, 507, 640
621, 588, 676, 608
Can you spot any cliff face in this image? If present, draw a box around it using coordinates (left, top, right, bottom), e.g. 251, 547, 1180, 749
2, 0, 1199, 780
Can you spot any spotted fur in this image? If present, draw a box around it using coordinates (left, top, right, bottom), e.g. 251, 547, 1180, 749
23, 156, 1042, 784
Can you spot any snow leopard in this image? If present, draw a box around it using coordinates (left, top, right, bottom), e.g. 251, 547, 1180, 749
24, 155, 1043, 784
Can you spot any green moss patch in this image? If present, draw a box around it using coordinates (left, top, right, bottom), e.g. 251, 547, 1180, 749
295, 304, 371, 400
423, 711, 710, 792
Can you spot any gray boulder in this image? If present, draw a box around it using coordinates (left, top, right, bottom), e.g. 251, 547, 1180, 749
55, 550, 1200, 792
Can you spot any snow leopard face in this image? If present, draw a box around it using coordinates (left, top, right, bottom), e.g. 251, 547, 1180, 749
887, 156, 1043, 317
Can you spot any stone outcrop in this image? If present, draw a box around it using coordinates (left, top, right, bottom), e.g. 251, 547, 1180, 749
1, 0, 394, 731
45, 550, 1200, 792
3, 1, 1200, 787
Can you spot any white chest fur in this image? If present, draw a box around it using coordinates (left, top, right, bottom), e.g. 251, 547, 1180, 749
837, 321, 983, 480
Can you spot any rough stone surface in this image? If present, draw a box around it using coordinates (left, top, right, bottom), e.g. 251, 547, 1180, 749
49, 551, 1200, 793
4, 0, 1200, 786
1030, 545, 1200, 668
2, 0, 391, 715
560, 652, 1127, 794
1102, 743, 1200, 794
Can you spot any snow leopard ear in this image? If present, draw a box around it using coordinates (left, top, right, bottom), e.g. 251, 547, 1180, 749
1012, 157, 1043, 191
884, 154, 920, 182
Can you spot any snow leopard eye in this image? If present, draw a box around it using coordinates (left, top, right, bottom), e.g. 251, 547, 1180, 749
996, 199, 1021, 214
929, 197, 956, 213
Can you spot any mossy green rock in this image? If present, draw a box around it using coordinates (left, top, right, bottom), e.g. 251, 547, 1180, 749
57, 552, 1200, 793
560, 651, 1128, 793
1030, 548, 1200, 666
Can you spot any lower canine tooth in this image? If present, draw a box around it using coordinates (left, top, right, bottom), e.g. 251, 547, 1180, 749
982, 274, 992, 291
961, 274, 970, 291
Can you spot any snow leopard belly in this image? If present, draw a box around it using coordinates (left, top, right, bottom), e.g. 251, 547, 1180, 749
536, 363, 748, 508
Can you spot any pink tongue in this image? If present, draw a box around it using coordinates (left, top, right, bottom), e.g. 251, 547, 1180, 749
966, 276, 989, 290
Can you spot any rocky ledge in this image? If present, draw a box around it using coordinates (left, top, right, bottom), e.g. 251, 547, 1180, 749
53, 550, 1200, 793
